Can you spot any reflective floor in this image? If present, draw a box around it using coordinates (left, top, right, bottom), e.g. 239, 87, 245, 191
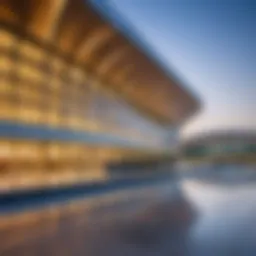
183, 178, 256, 255
81, 167, 256, 256
1, 165, 256, 256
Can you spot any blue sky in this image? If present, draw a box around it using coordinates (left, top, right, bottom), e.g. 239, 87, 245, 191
103, 0, 256, 137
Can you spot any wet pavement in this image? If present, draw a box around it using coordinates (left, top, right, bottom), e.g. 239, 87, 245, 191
1, 165, 256, 255
83, 165, 256, 256
183, 180, 256, 255
79, 172, 256, 256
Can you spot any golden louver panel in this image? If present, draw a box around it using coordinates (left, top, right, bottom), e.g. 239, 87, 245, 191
0, 0, 199, 124
0, 0, 199, 190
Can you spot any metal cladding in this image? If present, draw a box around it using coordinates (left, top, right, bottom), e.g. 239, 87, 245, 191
0, 0, 199, 125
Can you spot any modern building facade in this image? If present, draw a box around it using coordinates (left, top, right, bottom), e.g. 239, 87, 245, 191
0, 0, 200, 191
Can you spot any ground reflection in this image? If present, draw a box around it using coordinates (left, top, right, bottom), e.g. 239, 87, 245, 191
181, 165, 256, 256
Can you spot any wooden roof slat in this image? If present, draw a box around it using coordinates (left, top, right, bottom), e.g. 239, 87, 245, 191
27, 0, 68, 40
0, 0, 200, 125
96, 45, 130, 76
75, 25, 115, 61
109, 65, 133, 84
55, 0, 104, 53
88, 35, 126, 67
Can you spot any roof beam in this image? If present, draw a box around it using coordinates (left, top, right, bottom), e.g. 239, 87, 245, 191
75, 25, 115, 62
96, 45, 130, 76
27, 0, 68, 40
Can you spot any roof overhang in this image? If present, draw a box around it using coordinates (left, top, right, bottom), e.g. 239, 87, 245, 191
0, 0, 200, 125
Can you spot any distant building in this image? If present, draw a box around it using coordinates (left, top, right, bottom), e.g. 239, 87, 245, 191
180, 131, 256, 163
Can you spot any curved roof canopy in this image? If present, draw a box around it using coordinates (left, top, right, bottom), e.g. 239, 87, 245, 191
0, 0, 200, 125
